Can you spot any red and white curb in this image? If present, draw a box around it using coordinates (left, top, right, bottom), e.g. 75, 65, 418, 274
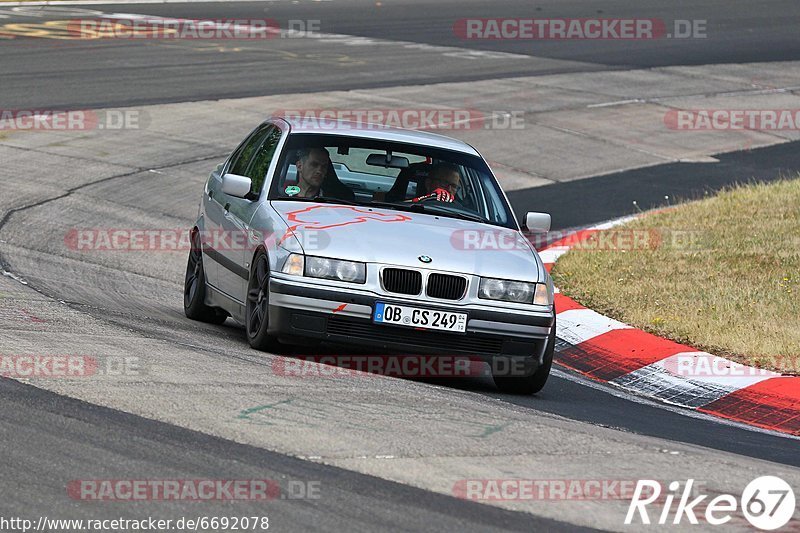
541, 218, 800, 436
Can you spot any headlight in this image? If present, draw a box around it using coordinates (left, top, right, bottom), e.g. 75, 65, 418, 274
305, 256, 366, 284
479, 277, 549, 305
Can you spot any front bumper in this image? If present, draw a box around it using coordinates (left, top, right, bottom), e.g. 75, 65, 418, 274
267, 276, 554, 362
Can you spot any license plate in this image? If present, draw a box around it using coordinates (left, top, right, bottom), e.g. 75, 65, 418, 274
373, 302, 467, 333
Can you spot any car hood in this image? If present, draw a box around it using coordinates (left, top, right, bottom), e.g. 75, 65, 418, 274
270, 201, 542, 282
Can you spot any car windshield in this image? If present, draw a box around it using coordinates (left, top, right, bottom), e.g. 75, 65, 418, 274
267, 133, 517, 229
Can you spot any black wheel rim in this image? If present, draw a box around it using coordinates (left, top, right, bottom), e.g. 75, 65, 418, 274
184, 237, 203, 308
247, 255, 269, 338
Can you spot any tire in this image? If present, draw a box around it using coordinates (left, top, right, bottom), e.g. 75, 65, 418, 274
492, 315, 555, 395
245, 251, 280, 351
184, 230, 228, 324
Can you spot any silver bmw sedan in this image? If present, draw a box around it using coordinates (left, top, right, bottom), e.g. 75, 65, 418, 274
185, 116, 555, 394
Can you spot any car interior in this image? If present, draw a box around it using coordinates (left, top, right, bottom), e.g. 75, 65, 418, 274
270, 140, 516, 229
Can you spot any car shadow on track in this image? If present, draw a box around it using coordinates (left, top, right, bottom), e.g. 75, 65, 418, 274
218, 319, 568, 399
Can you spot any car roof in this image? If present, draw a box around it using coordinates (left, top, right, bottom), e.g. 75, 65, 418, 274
270, 116, 481, 157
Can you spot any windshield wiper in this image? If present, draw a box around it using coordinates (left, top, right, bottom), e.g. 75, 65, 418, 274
274, 196, 359, 206
365, 201, 426, 213
367, 201, 488, 223
419, 205, 489, 223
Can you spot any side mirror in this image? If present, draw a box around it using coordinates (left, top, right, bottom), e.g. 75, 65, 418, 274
525, 212, 551, 233
222, 173, 252, 198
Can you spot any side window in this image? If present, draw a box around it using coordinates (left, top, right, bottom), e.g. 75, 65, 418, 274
228, 125, 272, 177
245, 127, 282, 196
476, 170, 510, 225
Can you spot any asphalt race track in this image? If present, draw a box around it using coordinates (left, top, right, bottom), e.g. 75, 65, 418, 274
2, 0, 800, 108
0, 377, 582, 532
1, 1, 799, 531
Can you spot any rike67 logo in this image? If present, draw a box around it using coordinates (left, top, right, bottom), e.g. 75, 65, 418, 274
626, 477, 796, 530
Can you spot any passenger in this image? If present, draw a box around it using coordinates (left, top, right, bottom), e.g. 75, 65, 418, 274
410, 162, 461, 203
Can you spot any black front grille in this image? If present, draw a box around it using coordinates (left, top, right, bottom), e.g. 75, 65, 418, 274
382, 268, 422, 295
427, 273, 467, 300
327, 316, 504, 354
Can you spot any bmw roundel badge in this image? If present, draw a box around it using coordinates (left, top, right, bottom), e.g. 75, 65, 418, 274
418, 255, 432, 264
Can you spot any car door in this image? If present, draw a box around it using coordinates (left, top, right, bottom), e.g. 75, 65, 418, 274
215, 124, 283, 302
203, 135, 258, 294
